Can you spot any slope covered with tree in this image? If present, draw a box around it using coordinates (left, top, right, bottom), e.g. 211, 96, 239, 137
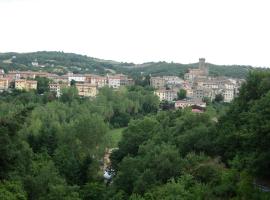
0, 51, 255, 78
108, 71, 270, 199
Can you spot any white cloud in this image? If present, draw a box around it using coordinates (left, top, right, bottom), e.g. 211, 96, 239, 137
0, 0, 269, 67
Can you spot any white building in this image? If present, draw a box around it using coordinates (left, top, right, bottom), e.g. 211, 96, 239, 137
175, 99, 206, 109
68, 73, 85, 83
107, 75, 121, 89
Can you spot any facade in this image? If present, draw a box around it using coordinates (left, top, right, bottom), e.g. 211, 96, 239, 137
68, 73, 85, 83
15, 79, 37, 91
119, 74, 135, 86
0, 78, 9, 91
184, 58, 208, 82
49, 82, 69, 97
0, 69, 5, 78
175, 99, 206, 109
155, 89, 177, 102
76, 83, 97, 97
150, 77, 166, 89
107, 75, 121, 89
85, 74, 108, 88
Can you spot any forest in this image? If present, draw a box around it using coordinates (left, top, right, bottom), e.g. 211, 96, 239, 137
1, 71, 270, 199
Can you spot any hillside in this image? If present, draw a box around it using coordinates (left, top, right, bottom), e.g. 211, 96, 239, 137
0, 51, 133, 75
0, 51, 252, 78
117, 61, 252, 79
1, 72, 270, 199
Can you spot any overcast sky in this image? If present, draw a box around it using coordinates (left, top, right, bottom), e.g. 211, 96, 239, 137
0, 0, 269, 67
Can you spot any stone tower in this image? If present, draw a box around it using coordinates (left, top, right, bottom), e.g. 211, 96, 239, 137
198, 58, 208, 76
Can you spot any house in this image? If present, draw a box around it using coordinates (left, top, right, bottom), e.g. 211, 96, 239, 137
155, 89, 177, 102
15, 79, 37, 91
107, 75, 121, 89
76, 83, 97, 97
68, 73, 85, 83
175, 99, 206, 109
8, 71, 36, 80
48, 74, 69, 83
0, 78, 9, 91
150, 77, 166, 89
85, 74, 108, 88
119, 74, 134, 86
49, 82, 69, 97
163, 76, 183, 85
0, 69, 5, 78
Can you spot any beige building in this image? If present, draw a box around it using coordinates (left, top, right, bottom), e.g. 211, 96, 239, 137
76, 83, 97, 97
49, 82, 69, 97
150, 77, 166, 89
155, 89, 177, 102
107, 75, 121, 89
85, 74, 108, 88
15, 79, 37, 91
0, 78, 9, 91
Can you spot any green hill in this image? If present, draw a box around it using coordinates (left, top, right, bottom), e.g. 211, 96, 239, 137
0, 51, 133, 75
116, 61, 253, 79
0, 51, 254, 78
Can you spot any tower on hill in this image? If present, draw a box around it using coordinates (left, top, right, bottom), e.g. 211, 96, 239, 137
198, 58, 208, 76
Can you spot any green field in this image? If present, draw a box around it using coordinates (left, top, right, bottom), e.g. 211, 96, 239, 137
104, 128, 125, 148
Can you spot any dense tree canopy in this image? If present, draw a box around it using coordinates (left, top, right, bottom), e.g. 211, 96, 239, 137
1, 71, 270, 199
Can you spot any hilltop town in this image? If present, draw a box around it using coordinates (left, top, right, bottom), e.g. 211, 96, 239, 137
0, 58, 245, 112
0, 70, 134, 97
151, 58, 245, 110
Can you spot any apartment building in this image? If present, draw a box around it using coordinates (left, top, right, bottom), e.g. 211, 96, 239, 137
15, 79, 37, 91
155, 89, 178, 102
0, 78, 9, 91
49, 82, 69, 97
107, 75, 121, 89
68, 73, 85, 83
150, 77, 166, 89
175, 99, 206, 109
0, 69, 5, 78
76, 83, 97, 97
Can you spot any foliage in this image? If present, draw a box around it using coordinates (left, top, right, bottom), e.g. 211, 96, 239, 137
177, 89, 187, 100
1, 70, 270, 199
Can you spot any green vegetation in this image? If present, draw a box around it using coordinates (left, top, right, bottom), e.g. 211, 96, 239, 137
0, 85, 159, 200
0, 51, 259, 78
177, 88, 187, 100
1, 70, 270, 199
116, 61, 253, 79
108, 71, 270, 199
104, 128, 125, 148
0, 51, 132, 75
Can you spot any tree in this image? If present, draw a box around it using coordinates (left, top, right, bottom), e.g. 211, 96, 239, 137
177, 89, 186, 100
60, 87, 79, 103
35, 77, 50, 94
214, 94, 224, 102
70, 79, 76, 86
0, 181, 27, 200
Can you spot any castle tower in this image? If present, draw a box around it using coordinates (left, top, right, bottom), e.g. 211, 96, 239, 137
198, 58, 208, 76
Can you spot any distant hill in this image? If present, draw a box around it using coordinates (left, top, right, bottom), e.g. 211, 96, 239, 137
0, 51, 133, 75
115, 62, 252, 79
0, 51, 253, 78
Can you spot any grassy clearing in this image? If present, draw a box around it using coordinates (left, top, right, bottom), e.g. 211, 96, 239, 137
104, 128, 125, 148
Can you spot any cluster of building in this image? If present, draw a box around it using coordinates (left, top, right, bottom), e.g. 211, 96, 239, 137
0, 69, 134, 97
151, 58, 244, 110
